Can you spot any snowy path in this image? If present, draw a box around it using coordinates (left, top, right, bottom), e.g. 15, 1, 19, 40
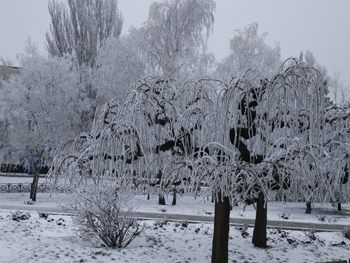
0, 204, 348, 232
0, 192, 349, 232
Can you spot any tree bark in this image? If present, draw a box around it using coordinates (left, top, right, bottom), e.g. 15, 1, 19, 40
30, 167, 40, 202
252, 191, 267, 248
30, 154, 43, 202
158, 194, 166, 205
211, 194, 230, 263
305, 201, 312, 214
172, 189, 176, 205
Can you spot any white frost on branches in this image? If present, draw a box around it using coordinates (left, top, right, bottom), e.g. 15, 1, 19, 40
47, 58, 350, 205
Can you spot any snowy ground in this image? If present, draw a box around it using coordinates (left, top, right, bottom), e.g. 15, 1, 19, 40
0, 174, 46, 184
0, 177, 350, 262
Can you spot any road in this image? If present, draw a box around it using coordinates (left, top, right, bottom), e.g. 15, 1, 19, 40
0, 203, 348, 232
133, 211, 350, 231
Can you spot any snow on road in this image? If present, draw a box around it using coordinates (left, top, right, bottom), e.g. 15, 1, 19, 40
0, 175, 45, 184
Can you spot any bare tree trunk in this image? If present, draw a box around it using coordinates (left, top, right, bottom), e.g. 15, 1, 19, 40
30, 154, 42, 202
211, 194, 230, 263
172, 189, 176, 205
158, 194, 166, 205
252, 191, 267, 248
30, 167, 40, 202
338, 200, 342, 211
338, 184, 343, 211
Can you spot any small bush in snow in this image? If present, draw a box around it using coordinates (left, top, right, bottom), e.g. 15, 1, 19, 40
316, 214, 337, 223
277, 212, 290, 220
341, 226, 350, 240
157, 207, 167, 213
181, 220, 189, 228
316, 214, 326, 222
23, 200, 35, 205
154, 217, 168, 228
9, 211, 31, 221
60, 183, 146, 248
235, 224, 249, 238
303, 228, 317, 241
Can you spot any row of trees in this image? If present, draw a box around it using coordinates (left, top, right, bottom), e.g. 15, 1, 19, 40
0, 0, 283, 200
1, 0, 350, 262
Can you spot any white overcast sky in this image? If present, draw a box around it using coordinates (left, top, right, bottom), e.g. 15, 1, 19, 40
0, 0, 349, 86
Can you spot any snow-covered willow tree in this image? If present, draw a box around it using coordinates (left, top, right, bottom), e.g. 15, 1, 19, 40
46, 0, 123, 67
263, 58, 327, 197
0, 40, 83, 201
321, 105, 350, 210
47, 78, 215, 193
47, 58, 328, 263
135, 0, 216, 80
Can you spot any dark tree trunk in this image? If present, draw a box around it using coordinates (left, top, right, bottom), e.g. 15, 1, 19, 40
29, 152, 43, 202
211, 194, 230, 263
305, 201, 312, 214
338, 201, 342, 211
252, 191, 267, 248
158, 194, 166, 205
172, 189, 176, 205
30, 167, 40, 202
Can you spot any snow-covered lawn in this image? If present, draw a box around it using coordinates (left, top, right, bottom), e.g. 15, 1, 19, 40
0, 176, 349, 263
0, 208, 349, 263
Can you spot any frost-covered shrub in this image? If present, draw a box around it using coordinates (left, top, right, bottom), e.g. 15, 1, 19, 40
303, 228, 317, 241
341, 226, 350, 240
9, 211, 31, 221
277, 212, 290, 220
235, 224, 249, 238
316, 214, 326, 222
153, 217, 168, 228
59, 183, 146, 248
